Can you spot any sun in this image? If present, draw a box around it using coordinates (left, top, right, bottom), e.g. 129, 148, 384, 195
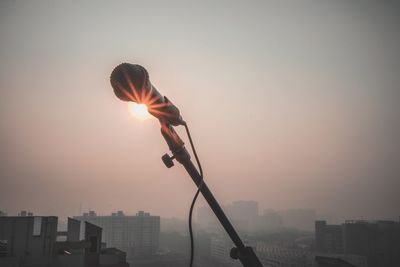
128, 102, 150, 120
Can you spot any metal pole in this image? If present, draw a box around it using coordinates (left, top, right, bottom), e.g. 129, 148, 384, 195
160, 122, 263, 267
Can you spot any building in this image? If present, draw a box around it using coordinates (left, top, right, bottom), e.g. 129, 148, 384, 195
0, 216, 58, 267
313, 254, 367, 267
198, 201, 260, 233
256, 243, 310, 267
227, 201, 259, 223
315, 255, 357, 267
315, 220, 400, 267
0, 216, 129, 267
279, 209, 316, 231
256, 209, 284, 231
210, 235, 242, 267
256, 242, 366, 267
227, 201, 259, 232
197, 206, 218, 230
18, 211, 33, 217
343, 220, 400, 267
198, 204, 316, 233
315, 221, 344, 253
75, 210, 160, 259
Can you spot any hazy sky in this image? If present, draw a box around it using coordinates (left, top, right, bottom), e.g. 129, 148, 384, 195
0, 1, 399, 222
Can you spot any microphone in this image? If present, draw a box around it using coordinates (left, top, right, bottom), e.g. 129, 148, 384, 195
110, 63, 185, 126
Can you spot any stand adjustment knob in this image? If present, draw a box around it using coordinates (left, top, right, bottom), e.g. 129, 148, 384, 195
162, 153, 174, 168
230, 247, 239, 259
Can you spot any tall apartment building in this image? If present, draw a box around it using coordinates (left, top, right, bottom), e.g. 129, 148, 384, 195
75, 210, 160, 259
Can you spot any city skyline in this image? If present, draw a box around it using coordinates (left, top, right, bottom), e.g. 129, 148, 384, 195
2, 209, 399, 266
1, 199, 396, 227
1, 1, 400, 223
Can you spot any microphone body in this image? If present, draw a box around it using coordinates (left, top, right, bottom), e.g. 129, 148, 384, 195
110, 63, 184, 126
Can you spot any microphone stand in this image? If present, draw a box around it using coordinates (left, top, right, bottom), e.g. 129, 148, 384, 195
159, 121, 263, 267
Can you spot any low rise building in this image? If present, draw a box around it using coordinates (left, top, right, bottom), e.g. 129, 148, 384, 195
210, 235, 242, 267
256, 243, 309, 267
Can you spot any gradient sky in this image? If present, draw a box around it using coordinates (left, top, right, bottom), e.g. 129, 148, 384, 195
0, 1, 399, 222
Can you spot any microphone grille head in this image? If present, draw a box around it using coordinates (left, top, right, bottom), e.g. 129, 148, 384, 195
110, 63, 150, 102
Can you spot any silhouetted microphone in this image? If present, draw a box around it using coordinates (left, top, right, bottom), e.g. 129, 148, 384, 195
110, 63, 185, 126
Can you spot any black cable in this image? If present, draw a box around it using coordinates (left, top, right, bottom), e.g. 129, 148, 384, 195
184, 123, 203, 177
184, 123, 204, 267
189, 186, 201, 267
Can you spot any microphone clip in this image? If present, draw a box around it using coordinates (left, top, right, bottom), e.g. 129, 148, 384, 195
160, 121, 190, 167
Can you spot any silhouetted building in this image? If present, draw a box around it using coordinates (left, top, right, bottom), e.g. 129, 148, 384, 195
315, 220, 400, 267
343, 220, 400, 267
0, 216, 58, 267
0, 216, 129, 267
56, 218, 128, 267
57, 217, 81, 242
75, 210, 160, 259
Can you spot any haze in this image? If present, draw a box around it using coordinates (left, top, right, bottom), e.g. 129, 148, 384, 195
0, 1, 399, 222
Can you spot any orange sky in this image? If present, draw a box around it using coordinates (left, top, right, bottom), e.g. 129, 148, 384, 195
0, 1, 399, 222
